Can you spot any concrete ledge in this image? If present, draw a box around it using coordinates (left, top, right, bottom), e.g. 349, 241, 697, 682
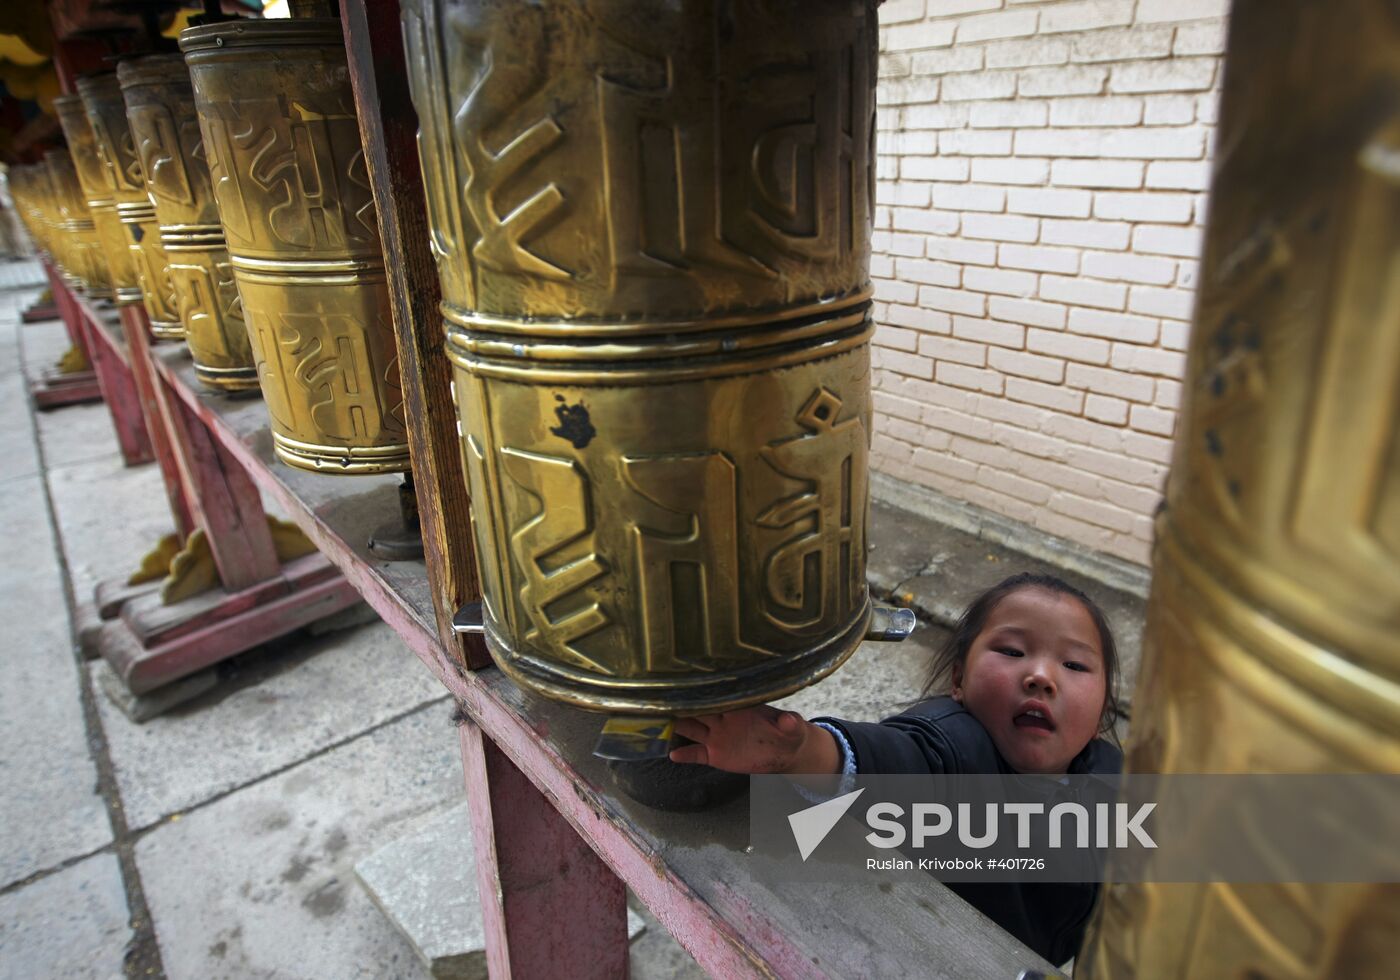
872, 472, 1152, 600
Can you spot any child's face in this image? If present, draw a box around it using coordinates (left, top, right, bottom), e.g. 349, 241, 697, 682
951, 588, 1107, 774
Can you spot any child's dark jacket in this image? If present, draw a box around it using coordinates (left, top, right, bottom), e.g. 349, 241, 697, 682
816, 696, 1122, 967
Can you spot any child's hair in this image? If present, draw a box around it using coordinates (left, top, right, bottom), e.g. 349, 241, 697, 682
919, 571, 1123, 742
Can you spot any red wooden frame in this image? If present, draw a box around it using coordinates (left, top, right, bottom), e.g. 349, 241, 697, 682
28, 262, 101, 408
65, 290, 363, 695
54, 280, 153, 465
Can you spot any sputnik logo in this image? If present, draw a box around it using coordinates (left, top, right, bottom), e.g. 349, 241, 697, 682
788, 789, 865, 861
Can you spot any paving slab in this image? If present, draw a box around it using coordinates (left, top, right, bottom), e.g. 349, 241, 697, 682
135, 701, 464, 980
356, 802, 647, 980
0, 261, 45, 293
0, 851, 130, 980
0, 470, 112, 886
31, 395, 128, 474
774, 627, 946, 726
93, 619, 448, 830
0, 353, 39, 485
43, 452, 175, 606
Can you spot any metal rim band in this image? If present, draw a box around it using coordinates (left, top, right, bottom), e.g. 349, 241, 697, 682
229, 255, 386, 278
190, 362, 259, 378
115, 202, 158, 221
447, 306, 869, 364
447, 320, 872, 385
117, 53, 190, 88
440, 284, 874, 339
161, 234, 228, 251
271, 436, 412, 475
180, 18, 345, 54
485, 599, 871, 716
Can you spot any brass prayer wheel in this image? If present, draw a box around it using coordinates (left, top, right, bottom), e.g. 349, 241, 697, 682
117, 53, 258, 389
1081, 0, 1400, 975
180, 20, 410, 471
404, 0, 878, 714
54, 94, 131, 301
9, 166, 53, 259
43, 148, 111, 296
77, 72, 183, 338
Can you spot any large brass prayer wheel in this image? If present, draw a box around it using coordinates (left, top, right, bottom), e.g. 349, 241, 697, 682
180, 20, 410, 471
54, 94, 131, 301
43, 149, 111, 295
1081, 0, 1400, 976
77, 72, 183, 337
117, 54, 257, 389
404, 0, 878, 713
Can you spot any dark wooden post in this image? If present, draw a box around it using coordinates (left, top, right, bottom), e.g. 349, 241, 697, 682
339, 0, 489, 670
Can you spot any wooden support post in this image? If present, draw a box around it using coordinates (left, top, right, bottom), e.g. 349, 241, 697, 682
148, 372, 281, 592
460, 718, 631, 979
28, 262, 101, 407
42, 261, 93, 358
60, 285, 154, 467
119, 305, 196, 540
340, 0, 489, 670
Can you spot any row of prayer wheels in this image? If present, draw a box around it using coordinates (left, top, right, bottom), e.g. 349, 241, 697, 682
10, 152, 110, 297
8, 21, 411, 477
8, 3, 894, 722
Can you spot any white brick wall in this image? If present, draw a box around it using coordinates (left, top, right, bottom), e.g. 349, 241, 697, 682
872, 0, 1229, 566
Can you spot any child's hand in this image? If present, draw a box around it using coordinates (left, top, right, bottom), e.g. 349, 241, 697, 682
669, 705, 840, 774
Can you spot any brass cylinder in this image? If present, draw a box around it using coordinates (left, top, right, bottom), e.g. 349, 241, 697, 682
116, 53, 258, 389
179, 21, 410, 470
9, 166, 52, 259
54, 94, 130, 301
43, 148, 111, 296
24, 165, 61, 263
403, 0, 878, 714
1081, 0, 1400, 975
77, 72, 183, 337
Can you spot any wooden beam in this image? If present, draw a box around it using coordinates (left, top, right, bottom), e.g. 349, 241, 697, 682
118, 304, 196, 540
150, 378, 281, 592
62, 287, 154, 467
460, 720, 631, 979
338, 0, 489, 670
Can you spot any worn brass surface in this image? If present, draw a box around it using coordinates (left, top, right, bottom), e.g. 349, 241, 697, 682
43, 149, 111, 296
54, 93, 133, 301
117, 54, 258, 383
1081, 1, 1400, 976
404, 0, 877, 713
77, 72, 182, 335
180, 21, 409, 471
